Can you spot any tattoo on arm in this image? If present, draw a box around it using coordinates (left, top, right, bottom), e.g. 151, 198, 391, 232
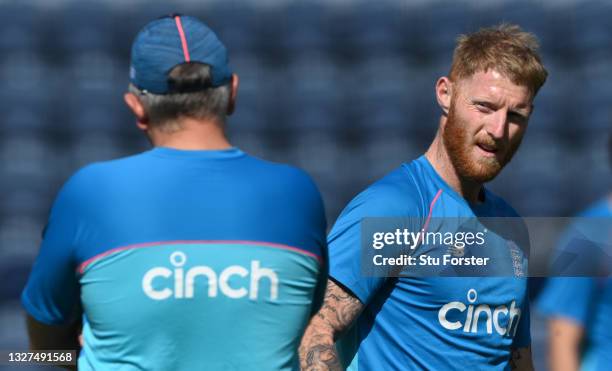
299, 280, 364, 371
317, 280, 363, 335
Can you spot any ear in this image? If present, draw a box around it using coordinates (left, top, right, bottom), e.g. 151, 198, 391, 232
435, 77, 453, 116
226, 74, 239, 116
124, 92, 149, 131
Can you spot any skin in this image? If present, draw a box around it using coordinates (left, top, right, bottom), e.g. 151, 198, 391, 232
510, 346, 535, 371
124, 73, 239, 149
26, 74, 240, 361
546, 318, 583, 371
427, 70, 532, 203
299, 280, 363, 371
299, 69, 536, 370
26, 315, 79, 370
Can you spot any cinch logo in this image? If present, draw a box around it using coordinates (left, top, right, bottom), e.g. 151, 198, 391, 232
438, 289, 521, 336
142, 251, 279, 301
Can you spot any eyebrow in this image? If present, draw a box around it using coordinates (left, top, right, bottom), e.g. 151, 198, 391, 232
472, 98, 531, 116
512, 102, 531, 111
507, 109, 529, 120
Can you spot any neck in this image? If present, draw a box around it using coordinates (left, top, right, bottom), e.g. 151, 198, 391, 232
147, 117, 232, 150
424, 117, 483, 204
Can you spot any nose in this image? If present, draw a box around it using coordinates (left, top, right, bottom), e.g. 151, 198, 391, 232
486, 109, 508, 140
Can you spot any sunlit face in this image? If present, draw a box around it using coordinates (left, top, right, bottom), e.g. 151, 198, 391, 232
443, 70, 533, 183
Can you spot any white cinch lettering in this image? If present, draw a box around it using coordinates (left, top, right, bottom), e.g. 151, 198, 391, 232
250, 260, 279, 300
142, 267, 172, 300
437, 289, 521, 337
219, 265, 249, 299
438, 301, 466, 330
142, 251, 279, 301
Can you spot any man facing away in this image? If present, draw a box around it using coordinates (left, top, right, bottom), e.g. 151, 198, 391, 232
22, 15, 327, 370
300, 24, 547, 371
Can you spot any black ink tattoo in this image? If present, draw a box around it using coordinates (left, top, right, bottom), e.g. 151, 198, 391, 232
299, 281, 364, 371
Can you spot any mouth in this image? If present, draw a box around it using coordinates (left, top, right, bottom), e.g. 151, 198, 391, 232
475, 143, 499, 157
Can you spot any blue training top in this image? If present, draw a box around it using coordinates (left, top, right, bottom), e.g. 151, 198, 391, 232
22, 147, 327, 371
537, 198, 612, 371
329, 155, 530, 371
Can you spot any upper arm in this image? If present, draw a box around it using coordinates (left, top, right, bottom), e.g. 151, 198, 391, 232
537, 278, 597, 326
27, 315, 80, 371
286, 167, 328, 316
327, 187, 405, 304
510, 346, 534, 371
21, 176, 83, 325
26, 314, 81, 350
327, 175, 426, 305
315, 279, 364, 339
548, 317, 584, 346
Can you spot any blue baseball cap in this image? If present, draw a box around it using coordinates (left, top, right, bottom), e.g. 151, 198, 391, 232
129, 14, 232, 94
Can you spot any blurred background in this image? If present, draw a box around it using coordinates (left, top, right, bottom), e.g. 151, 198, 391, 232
0, 0, 610, 369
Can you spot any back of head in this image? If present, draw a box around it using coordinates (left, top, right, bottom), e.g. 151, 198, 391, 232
449, 24, 548, 97
128, 15, 233, 131
129, 63, 231, 131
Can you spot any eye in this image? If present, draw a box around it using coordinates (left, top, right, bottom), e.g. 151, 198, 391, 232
474, 102, 493, 113
508, 111, 528, 123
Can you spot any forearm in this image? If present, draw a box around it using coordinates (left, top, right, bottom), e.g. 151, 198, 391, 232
299, 280, 364, 371
549, 346, 579, 371
299, 317, 343, 371
548, 318, 583, 371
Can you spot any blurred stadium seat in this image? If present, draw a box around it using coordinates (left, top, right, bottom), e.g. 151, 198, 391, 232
0, 3, 42, 53
1, 0, 607, 237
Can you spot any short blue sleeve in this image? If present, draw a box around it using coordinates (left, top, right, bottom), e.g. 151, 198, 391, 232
536, 278, 597, 326
290, 168, 329, 315
328, 176, 423, 304
327, 194, 386, 304
21, 171, 85, 325
537, 209, 604, 325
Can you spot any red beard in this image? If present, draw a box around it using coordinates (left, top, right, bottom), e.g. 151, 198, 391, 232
442, 105, 523, 183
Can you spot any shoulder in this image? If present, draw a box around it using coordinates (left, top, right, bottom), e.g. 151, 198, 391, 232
242, 153, 316, 184
66, 152, 150, 184
55, 162, 108, 200
337, 165, 428, 223
251, 156, 323, 198
271, 163, 321, 195
243, 154, 324, 200
51, 153, 154, 211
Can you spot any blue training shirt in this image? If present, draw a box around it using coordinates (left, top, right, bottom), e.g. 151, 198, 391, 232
330, 155, 530, 371
22, 147, 327, 371
537, 198, 612, 371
